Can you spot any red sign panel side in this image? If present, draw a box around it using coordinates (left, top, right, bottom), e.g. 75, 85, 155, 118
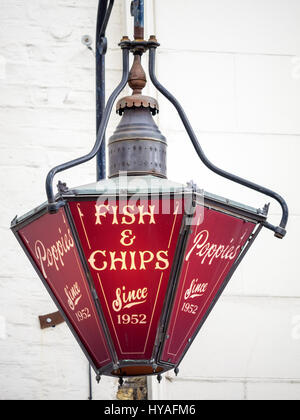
160, 205, 256, 365
17, 208, 112, 369
69, 198, 184, 361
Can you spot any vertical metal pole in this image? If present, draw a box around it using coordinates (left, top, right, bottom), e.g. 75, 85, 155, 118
96, 0, 108, 181
93, 0, 108, 393
132, 0, 145, 40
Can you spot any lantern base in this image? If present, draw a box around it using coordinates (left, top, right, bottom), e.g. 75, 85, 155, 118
112, 365, 164, 377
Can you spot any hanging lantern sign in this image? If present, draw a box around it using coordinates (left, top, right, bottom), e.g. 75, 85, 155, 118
11, 0, 288, 382
12, 178, 268, 378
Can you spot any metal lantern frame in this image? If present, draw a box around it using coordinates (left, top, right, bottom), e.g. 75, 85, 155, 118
10, 0, 288, 382
45, 0, 288, 239
11, 179, 268, 379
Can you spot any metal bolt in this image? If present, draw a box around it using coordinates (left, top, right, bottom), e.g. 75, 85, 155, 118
149, 35, 158, 42
81, 35, 93, 47
120, 36, 130, 42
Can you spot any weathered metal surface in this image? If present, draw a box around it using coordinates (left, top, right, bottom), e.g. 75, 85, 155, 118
128, 54, 146, 95
116, 95, 159, 115
39, 311, 65, 329
131, 0, 144, 40
116, 49, 158, 115
108, 107, 167, 178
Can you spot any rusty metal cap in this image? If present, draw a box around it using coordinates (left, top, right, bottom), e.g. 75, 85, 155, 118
117, 94, 159, 116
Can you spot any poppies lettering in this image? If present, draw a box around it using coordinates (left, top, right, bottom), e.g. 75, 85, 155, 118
185, 230, 241, 265
34, 228, 74, 278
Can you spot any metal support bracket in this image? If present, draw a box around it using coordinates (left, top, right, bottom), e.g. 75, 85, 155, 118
119, 36, 160, 54
45, 2, 288, 239
39, 311, 65, 329
45, 47, 130, 210
148, 45, 288, 239
97, 36, 107, 55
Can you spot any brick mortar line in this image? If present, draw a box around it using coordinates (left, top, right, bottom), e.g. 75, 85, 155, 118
164, 376, 300, 384
158, 48, 297, 58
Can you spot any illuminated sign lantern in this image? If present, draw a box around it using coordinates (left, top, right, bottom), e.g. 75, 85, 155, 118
11, 178, 268, 379
11, 1, 288, 383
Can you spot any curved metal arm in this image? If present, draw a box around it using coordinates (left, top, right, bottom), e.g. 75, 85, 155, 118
46, 48, 130, 212
97, 0, 114, 39
148, 47, 288, 239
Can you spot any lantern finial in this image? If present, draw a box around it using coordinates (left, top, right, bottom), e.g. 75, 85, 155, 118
128, 53, 146, 95
116, 52, 159, 116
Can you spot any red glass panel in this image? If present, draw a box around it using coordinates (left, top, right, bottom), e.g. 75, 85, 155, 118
160, 205, 256, 365
69, 198, 184, 361
18, 208, 112, 369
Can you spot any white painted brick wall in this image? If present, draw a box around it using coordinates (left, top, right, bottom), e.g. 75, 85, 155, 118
0, 0, 126, 400
1, 0, 299, 401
